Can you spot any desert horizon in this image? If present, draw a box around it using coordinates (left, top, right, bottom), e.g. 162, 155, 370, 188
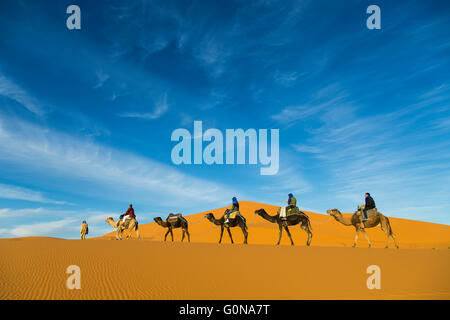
1, 201, 449, 300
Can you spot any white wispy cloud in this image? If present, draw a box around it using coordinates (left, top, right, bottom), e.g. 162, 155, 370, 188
0, 207, 47, 218
0, 72, 43, 115
271, 83, 347, 125
0, 184, 66, 204
0, 114, 237, 207
119, 92, 169, 120
93, 69, 110, 89
291, 144, 321, 154
0, 217, 78, 238
273, 70, 301, 86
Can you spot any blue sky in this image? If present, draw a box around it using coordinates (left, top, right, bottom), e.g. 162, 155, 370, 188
0, 0, 449, 238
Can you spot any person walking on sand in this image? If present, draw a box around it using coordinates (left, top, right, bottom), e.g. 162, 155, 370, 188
80, 220, 88, 240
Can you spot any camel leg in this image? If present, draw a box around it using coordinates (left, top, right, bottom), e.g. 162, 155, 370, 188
360, 229, 372, 248
181, 229, 185, 242
391, 232, 399, 249
382, 217, 399, 249
170, 228, 174, 242
301, 224, 312, 246
126, 226, 133, 239
240, 224, 248, 244
380, 217, 390, 248
164, 229, 170, 241
277, 224, 283, 245
384, 229, 399, 249
353, 229, 359, 248
242, 225, 248, 244
186, 229, 191, 242
219, 226, 224, 243
284, 226, 294, 246
226, 227, 234, 244
136, 228, 141, 239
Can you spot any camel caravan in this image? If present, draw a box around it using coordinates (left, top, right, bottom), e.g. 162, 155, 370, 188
97, 193, 398, 248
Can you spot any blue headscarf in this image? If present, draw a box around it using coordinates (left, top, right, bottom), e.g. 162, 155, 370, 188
288, 193, 293, 203
232, 197, 238, 205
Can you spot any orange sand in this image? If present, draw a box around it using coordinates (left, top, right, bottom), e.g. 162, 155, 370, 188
104, 201, 450, 249
0, 201, 449, 299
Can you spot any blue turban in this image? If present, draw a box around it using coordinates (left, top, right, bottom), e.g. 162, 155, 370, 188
232, 197, 238, 205
288, 193, 293, 203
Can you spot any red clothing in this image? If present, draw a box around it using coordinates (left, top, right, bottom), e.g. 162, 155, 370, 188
124, 207, 136, 218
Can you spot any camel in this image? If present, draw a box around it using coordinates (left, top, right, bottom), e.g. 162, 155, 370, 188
326, 208, 399, 248
204, 212, 248, 244
154, 213, 190, 242
255, 208, 312, 246
105, 217, 140, 240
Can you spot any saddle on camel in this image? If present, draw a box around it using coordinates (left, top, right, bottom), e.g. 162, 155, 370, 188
278, 206, 305, 219
223, 208, 246, 226
167, 213, 187, 224
278, 193, 306, 224
117, 204, 136, 228
356, 205, 379, 225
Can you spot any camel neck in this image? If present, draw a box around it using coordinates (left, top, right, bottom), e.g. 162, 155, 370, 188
259, 210, 278, 223
107, 219, 117, 228
334, 214, 352, 226
211, 216, 223, 225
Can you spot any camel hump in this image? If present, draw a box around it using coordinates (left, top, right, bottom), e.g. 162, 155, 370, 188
167, 213, 184, 222
355, 208, 379, 218
222, 210, 240, 220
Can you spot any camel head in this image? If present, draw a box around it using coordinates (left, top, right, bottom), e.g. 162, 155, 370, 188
153, 217, 163, 225
326, 209, 342, 219
204, 213, 215, 222
105, 217, 114, 222
254, 208, 266, 216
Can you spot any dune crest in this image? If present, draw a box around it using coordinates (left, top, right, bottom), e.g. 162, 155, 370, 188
102, 201, 450, 249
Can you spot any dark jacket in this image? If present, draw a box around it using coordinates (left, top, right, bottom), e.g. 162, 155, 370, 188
365, 196, 376, 210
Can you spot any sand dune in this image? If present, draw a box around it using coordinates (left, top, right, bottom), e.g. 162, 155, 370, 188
0, 201, 449, 300
103, 201, 450, 249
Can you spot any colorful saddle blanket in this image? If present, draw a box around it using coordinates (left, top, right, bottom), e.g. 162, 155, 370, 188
223, 211, 246, 224
357, 208, 379, 217
167, 213, 186, 223
278, 206, 301, 217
